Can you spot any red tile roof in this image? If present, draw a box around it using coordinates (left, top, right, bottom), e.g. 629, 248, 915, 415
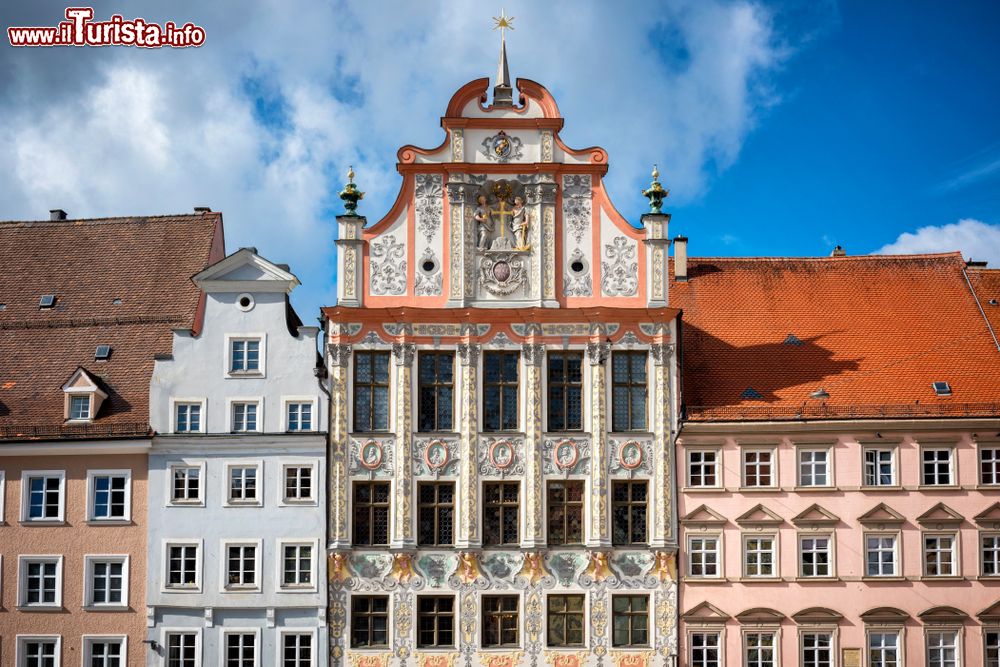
670, 252, 1000, 421
967, 267, 1000, 346
0, 213, 224, 440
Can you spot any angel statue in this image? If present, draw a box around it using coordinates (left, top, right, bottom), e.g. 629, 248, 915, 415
474, 194, 494, 250
510, 195, 531, 250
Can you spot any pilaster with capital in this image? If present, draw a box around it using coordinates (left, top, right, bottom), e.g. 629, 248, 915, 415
521, 343, 545, 547
335, 215, 365, 308
586, 340, 611, 547
327, 342, 352, 549
650, 343, 675, 547
391, 342, 416, 548
456, 342, 481, 548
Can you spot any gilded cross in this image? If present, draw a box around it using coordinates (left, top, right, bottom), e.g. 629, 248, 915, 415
491, 200, 514, 240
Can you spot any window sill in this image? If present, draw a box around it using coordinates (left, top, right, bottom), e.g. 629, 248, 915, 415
19, 519, 66, 526
350, 646, 392, 652
226, 371, 264, 378
85, 519, 131, 526
920, 575, 963, 581
416, 646, 457, 651
684, 577, 727, 584
978, 575, 1000, 581
682, 486, 724, 493
223, 587, 262, 594
609, 431, 654, 437
224, 501, 263, 508
861, 576, 905, 582
738, 577, 782, 583
860, 485, 903, 492
737, 487, 780, 493
279, 498, 319, 507
795, 576, 839, 583
167, 501, 205, 508
83, 604, 129, 612
917, 485, 961, 491
163, 587, 201, 593
277, 585, 318, 594
793, 486, 835, 493
16, 605, 63, 612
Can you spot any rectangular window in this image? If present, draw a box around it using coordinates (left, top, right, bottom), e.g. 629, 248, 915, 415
800, 536, 832, 577
226, 544, 257, 589
798, 450, 829, 487
282, 632, 313, 667
20, 557, 60, 606
983, 534, 1000, 577
864, 448, 896, 486
351, 596, 389, 648
547, 594, 585, 647
982, 447, 1000, 485
802, 632, 832, 667
483, 351, 519, 432
547, 351, 583, 431
225, 632, 256, 667
228, 465, 259, 504
927, 631, 959, 667
547, 480, 584, 546
70, 394, 91, 420
611, 351, 647, 431
687, 535, 720, 577
418, 352, 454, 432
171, 465, 202, 503
418, 482, 455, 547
482, 595, 519, 648
19, 639, 59, 667
87, 557, 126, 606
232, 402, 259, 432
84, 637, 125, 667
284, 465, 314, 503
90, 471, 129, 520
745, 632, 776, 667
612, 480, 648, 545
688, 450, 719, 487
166, 543, 199, 589
690, 632, 721, 667
353, 482, 390, 546
166, 632, 198, 667
175, 402, 202, 432
417, 596, 455, 648
986, 631, 999, 667
743, 536, 776, 578
282, 543, 313, 588
924, 534, 957, 577
742, 450, 774, 487
353, 350, 390, 432
923, 448, 954, 485
612, 595, 649, 647
287, 402, 313, 431
483, 481, 520, 546
865, 534, 898, 576
24, 472, 63, 520
230, 338, 261, 373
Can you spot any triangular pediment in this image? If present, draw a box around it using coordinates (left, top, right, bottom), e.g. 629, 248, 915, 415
61, 367, 108, 398
858, 503, 906, 526
916, 502, 964, 527
736, 607, 785, 625
735, 504, 783, 526
978, 600, 1000, 623
792, 607, 844, 624
918, 606, 968, 624
681, 505, 727, 526
193, 248, 300, 293
975, 503, 1000, 527
682, 601, 730, 624
860, 607, 909, 624
792, 504, 840, 526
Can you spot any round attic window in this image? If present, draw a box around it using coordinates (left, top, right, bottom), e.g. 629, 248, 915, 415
420, 257, 439, 275
236, 293, 255, 311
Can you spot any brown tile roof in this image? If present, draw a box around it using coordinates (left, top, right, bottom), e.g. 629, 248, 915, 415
967, 267, 1000, 346
0, 213, 224, 440
670, 252, 1000, 422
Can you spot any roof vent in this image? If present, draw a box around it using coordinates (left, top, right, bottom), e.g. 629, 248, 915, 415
95, 345, 112, 360
39, 294, 56, 309
810, 388, 830, 399
741, 387, 763, 400
193, 206, 212, 213
830, 245, 846, 257
49, 209, 67, 221
989, 299, 998, 306
240, 246, 258, 254
112, 298, 122, 305
967, 260, 988, 268
932, 381, 952, 396
0, 303, 6, 310
783, 333, 804, 346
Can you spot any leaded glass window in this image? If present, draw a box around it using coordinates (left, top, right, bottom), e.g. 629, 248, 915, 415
354, 351, 390, 432
547, 480, 584, 546
547, 352, 583, 431
483, 351, 519, 431
611, 480, 647, 545
418, 482, 454, 547
611, 352, 647, 431
483, 481, 520, 546
418, 352, 454, 432
612, 595, 649, 647
547, 595, 585, 647
353, 482, 390, 546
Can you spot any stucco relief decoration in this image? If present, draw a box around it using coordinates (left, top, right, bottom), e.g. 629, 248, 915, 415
482, 552, 525, 583
610, 552, 656, 586
450, 129, 464, 163
329, 553, 352, 583
601, 236, 638, 297
370, 234, 407, 296
348, 653, 392, 667
480, 130, 523, 163
415, 554, 458, 588
563, 248, 592, 297
583, 551, 614, 584
546, 552, 588, 586
479, 652, 524, 667
488, 331, 515, 347
454, 552, 484, 585
479, 437, 524, 476
419, 654, 460, 667
562, 174, 592, 244
540, 130, 554, 162
415, 174, 444, 243
609, 438, 652, 475
415, 248, 443, 296
413, 323, 465, 337
475, 179, 531, 296
542, 437, 591, 475
653, 551, 677, 583
349, 553, 394, 581
544, 652, 589, 667
414, 438, 460, 477
350, 437, 395, 477
654, 588, 678, 658
609, 652, 655, 667
516, 551, 551, 586
358, 331, 386, 347
383, 323, 413, 336
390, 553, 417, 584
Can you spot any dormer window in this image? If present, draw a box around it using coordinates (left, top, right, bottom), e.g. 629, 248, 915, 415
70, 395, 91, 420
62, 368, 108, 422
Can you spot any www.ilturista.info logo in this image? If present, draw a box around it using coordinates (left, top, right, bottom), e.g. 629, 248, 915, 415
8, 7, 206, 48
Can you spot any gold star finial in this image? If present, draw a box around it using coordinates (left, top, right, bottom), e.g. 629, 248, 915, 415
492, 9, 514, 37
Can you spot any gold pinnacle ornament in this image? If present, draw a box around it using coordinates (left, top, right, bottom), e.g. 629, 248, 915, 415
642, 163, 669, 214
339, 165, 365, 216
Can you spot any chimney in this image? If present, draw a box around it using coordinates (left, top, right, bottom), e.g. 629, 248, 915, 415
49, 209, 67, 221
674, 236, 688, 281
194, 206, 212, 213
831, 245, 846, 257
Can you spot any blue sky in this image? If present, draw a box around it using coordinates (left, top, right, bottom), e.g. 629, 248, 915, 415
1, 1, 998, 318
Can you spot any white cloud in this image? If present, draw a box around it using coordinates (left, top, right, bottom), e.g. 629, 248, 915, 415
0, 0, 791, 314
874, 218, 1000, 266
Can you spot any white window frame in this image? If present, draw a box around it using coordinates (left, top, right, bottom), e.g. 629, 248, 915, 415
982, 532, 1000, 578
221, 539, 263, 593
797, 447, 833, 488
925, 628, 962, 667
69, 393, 92, 421
225, 333, 267, 377
228, 397, 263, 433
282, 396, 319, 432
867, 630, 903, 667
686, 533, 723, 579
279, 460, 320, 506
20, 470, 66, 523
921, 446, 957, 487
277, 629, 317, 667
742, 533, 779, 579
17, 555, 63, 609
162, 539, 203, 593
740, 447, 777, 489
688, 629, 724, 667
82, 635, 127, 667
980, 445, 1000, 487
223, 461, 263, 507
83, 554, 129, 609
799, 630, 836, 667
161, 628, 202, 667
922, 531, 960, 578
743, 629, 779, 667
864, 532, 900, 578
0, 470, 5, 523
171, 397, 207, 434
86, 469, 132, 523
277, 538, 319, 592
686, 448, 721, 489
985, 630, 999, 667
798, 532, 834, 579
16, 635, 62, 667
222, 628, 261, 667
862, 446, 898, 487
167, 461, 206, 507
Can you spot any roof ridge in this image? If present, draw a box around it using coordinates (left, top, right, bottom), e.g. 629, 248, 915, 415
683, 251, 965, 262
0, 212, 220, 226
